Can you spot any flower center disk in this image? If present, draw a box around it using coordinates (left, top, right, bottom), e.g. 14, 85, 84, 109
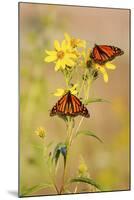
71, 38, 78, 48
57, 51, 64, 59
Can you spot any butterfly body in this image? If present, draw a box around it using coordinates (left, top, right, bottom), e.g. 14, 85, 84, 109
50, 91, 90, 118
90, 44, 124, 64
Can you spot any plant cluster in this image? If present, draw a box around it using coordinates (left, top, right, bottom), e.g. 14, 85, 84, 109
22, 33, 123, 196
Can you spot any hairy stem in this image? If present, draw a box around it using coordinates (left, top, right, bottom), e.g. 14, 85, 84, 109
60, 117, 74, 194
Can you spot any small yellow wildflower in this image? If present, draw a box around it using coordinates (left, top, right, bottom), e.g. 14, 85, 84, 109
78, 163, 88, 175
94, 62, 116, 83
35, 127, 46, 139
78, 156, 89, 177
53, 84, 78, 97
44, 40, 77, 71
64, 33, 86, 49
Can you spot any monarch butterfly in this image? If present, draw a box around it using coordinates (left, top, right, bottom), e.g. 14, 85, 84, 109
50, 91, 90, 118
90, 44, 124, 64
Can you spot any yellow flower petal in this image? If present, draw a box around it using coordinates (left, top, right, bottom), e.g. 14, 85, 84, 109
54, 40, 61, 51
65, 57, 75, 67
61, 40, 67, 51
105, 62, 116, 70
78, 40, 86, 48
45, 50, 57, 56
60, 59, 66, 69
53, 88, 65, 96
68, 53, 77, 59
55, 59, 62, 71
44, 55, 57, 62
99, 67, 108, 83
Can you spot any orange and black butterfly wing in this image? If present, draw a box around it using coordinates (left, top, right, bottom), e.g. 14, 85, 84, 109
50, 104, 57, 116
50, 93, 68, 116
70, 93, 90, 118
91, 44, 124, 64
50, 92, 75, 116
50, 91, 90, 118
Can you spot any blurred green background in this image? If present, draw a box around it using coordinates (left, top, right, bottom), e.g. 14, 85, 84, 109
19, 3, 130, 196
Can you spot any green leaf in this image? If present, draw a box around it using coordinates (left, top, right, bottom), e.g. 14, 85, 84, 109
52, 143, 67, 166
76, 130, 103, 143
21, 183, 53, 196
84, 98, 110, 105
70, 177, 101, 190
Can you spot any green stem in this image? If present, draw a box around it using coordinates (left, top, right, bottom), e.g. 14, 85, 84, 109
64, 69, 73, 90
78, 68, 88, 97
76, 117, 84, 134
60, 117, 74, 194
71, 76, 94, 145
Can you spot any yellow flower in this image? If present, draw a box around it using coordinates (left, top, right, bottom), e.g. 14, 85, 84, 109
78, 163, 88, 175
35, 127, 46, 139
78, 156, 89, 177
44, 40, 77, 71
53, 88, 65, 96
53, 84, 78, 96
94, 62, 116, 83
64, 33, 86, 48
